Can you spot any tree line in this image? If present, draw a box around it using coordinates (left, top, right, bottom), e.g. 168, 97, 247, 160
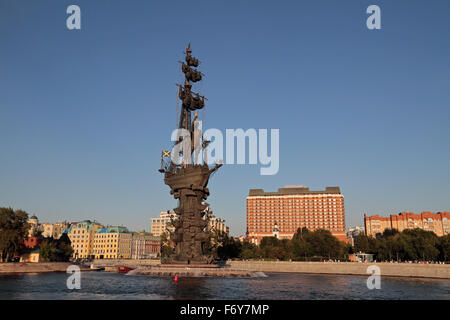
0, 207, 72, 262
218, 227, 348, 261
0, 208, 29, 262
353, 228, 449, 262
218, 227, 450, 262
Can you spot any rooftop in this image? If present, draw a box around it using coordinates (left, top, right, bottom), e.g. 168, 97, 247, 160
248, 186, 341, 196
95, 226, 129, 234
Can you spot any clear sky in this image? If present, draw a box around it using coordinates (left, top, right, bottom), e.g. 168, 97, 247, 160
1, 0, 449, 236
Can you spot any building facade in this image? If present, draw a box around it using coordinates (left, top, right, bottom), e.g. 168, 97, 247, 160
27, 215, 39, 237
151, 209, 229, 238
151, 211, 176, 237
41, 222, 69, 239
247, 186, 347, 244
20, 248, 40, 263
67, 220, 104, 259
347, 226, 365, 246
93, 226, 132, 259
364, 212, 450, 237
131, 232, 160, 259
209, 216, 229, 236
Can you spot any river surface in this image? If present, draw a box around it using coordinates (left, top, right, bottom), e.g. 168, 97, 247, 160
0, 272, 449, 299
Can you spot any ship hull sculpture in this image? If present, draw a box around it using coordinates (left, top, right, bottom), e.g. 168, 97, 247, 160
159, 45, 222, 265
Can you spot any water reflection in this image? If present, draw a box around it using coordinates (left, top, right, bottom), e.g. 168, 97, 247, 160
0, 272, 448, 300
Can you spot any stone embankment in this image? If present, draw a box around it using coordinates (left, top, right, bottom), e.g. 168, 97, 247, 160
0, 262, 92, 274
92, 260, 258, 277
228, 261, 450, 279
137, 266, 256, 278
88, 259, 450, 279
91, 259, 160, 268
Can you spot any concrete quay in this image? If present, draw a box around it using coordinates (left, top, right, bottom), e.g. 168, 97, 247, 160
0, 262, 93, 274
90, 259, 450, 279
136, 265, 257, 278
228, 261, 450, 279
92, 259, 160, 268
95, 260, 259, 277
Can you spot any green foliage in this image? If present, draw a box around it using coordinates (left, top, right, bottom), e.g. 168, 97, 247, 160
39, 235, 73, 262
357, 228, 446, 262
217, 234, 242, 260
438, 234, 450, 262
0, 207, 30, 262
240, 241, 260, 259
32, 229, 43, 237
217, 228, 346, 261
353, 234, 377, 254
216, 227, 448, 262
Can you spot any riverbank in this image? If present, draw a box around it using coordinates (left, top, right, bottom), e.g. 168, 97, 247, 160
0, 262, 93, 274
90, 259, 450, 279
228, 261, 450, 279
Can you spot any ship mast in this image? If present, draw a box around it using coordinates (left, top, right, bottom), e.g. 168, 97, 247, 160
177, 43, 205, 131
160, 44, 207, 173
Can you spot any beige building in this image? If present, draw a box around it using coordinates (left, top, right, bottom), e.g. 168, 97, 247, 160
151, 211, 176, 237
93, 226, 132, 259
27, 215, 40, 237
208, 216, 229, 236
67, 220, 104, 259
131, 232, 160, 259
365, 212, 450, 237
41, 222, 69, 239
151, 209, 229, 238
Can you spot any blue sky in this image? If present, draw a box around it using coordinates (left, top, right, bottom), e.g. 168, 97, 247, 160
1, 0, 449, 236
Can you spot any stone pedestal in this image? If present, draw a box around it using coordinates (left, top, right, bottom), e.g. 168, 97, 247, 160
162, 164, 221, 264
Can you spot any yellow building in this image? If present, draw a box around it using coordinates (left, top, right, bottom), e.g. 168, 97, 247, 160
93, 226, 132, 259
67, 220, 104, 259
20, 248, 40, 263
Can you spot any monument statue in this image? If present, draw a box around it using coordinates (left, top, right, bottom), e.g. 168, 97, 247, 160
159, 44, 222, 265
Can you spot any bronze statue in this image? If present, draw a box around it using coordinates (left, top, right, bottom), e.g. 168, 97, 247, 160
159, 44, 221, 265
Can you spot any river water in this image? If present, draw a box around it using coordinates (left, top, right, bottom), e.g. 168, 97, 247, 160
0, 272, 448, 300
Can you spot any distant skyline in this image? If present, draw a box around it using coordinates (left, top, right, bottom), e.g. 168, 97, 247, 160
1, 0, 449, 236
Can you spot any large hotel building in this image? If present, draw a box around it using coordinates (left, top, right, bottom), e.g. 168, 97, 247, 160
247, 186, 346, 244
364, 211, 450, 237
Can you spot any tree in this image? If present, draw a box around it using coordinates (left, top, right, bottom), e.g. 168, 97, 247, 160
0, 208, 30, 262
39, 234, 73, 262
259, 237, 281, 260
39, 241, 58, 261
402, 229, 439, 261
438, 234, 450, 262
303, 229, 343, 259
293, 227, 309, 241
292, 237, 309, 261
217, 234, 242, 260
353, 234, 377, 254
32, 228, 43, 237
239, 241, 259, 260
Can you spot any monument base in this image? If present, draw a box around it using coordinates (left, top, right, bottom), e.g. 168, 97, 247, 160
159, 263, 220, 268
137, 264, 258, 278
